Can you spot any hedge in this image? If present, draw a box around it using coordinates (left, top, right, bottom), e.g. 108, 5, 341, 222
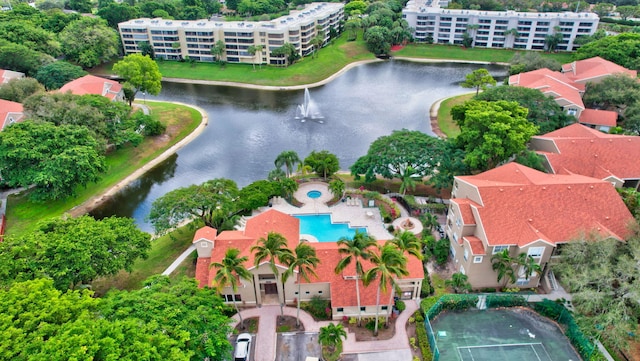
414, 312, 433, 360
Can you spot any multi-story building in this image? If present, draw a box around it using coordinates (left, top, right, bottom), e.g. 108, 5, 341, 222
118, 2, 343, 64
446, 162, 633, 290
402, 0, 599, 51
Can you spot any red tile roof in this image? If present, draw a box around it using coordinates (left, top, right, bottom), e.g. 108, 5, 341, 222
452, 199, 477, 225
508, 68, 584, 112
194, 210, 424, 307
578, 109, 618, 128
533, 123, 640, 181
193, 226, 218, 243
0, 99, 24, 131
59, 75, 123, 101
454, 163, 634, 248
463, 236, 485, 255
562, 57, 637, 84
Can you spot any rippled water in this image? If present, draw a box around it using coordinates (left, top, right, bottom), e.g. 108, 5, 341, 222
90, 60, 506, 232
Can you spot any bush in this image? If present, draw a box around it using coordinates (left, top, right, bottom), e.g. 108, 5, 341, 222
415, 312, 432, 360
132, 112, 166, 136
301, 296, 331, 320
395, 299, 406, 312
486, 294, 528, 308
420, 274, 434, 298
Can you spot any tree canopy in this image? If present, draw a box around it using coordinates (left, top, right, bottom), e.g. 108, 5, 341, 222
351, 129, 444, 183
34, 61, 87, 90
452, 100, 538, 171
113, 53, 163, 98
508, 51, 561, 75
0, 77, 45, 103
59, 17, 119, 68
0, 277, 233, 360
0, 215, 150, 290
23, 92, 143, 148
0, 122, 106, 201
460, 68, 496, 95
553, 232, 640, 352
148, 178, 240, 235
574, 33, 640, 71
304, 150, 340, 179
0, 40, 54, 76
476, 85, 573, 134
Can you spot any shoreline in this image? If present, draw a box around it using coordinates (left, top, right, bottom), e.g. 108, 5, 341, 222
76, 57, 499, 219
67, 100, 209, 218
160, 57, 509, 91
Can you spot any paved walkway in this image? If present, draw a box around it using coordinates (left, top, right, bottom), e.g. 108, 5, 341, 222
161, 244, 196, 275
231, 299, 419, 361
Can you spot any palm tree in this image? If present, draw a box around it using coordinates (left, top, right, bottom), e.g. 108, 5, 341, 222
362, 243, 409, 336
445, 272, 472, 293
211, 248, 253, 328
491, 249, 516, 289
247, 44, 264, 70
420, 213, 439, 233
318, 322, 347, 354
328, 179, 345, 200
399, 166, 419, 195
284, 243, 320, 327
334, 231, 376, 325
274, 150, 301, 178
504, 28, 520, 49
389, 230, 423, 261
516, 253, 542, 281
251, 232, 294, 314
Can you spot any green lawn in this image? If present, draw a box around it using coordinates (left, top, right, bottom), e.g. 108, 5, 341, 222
91, 226, 198, 295
437, 93, 476, 138
97, 34, 375, 86
5, 102, 202, 237
392, 43, 575, 64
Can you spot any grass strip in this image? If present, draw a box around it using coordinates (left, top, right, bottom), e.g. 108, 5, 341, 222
392, 44, 575, 64
5, 102, 202, 237
437, 93, 475, 138
91, 226, 197, 295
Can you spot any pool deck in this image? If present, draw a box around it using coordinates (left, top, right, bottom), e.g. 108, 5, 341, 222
252, 182, 393, 241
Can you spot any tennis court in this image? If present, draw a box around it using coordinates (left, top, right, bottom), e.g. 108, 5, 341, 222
431, 308, 581, 361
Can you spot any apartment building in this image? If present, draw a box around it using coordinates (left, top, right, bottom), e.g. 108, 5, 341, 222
402, 0, 599, 51
118, 2, 343, 64
446, 162, 633, 290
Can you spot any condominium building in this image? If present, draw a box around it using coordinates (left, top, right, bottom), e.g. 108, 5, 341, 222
118, 2, 343, 64
402, 0, 599, 51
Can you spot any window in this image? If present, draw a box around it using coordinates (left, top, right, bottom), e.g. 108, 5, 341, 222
492, 245, 508, 254
381, 306, 388, 310
473, 256, 483, 263
305, 291, 310, 294
259, 274, 275, 280
224, 294, 241, 302
527, 247, 544, 258
337, 307, 344, 312
200, 242, 209, 247
450, 244, 456, 257
318, 291, 323, 294
360, 306, 366, 311
460, 265, 466, 275
463, 248, 469, 261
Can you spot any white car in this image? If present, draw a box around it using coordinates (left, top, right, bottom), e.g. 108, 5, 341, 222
234, 333, 252, 361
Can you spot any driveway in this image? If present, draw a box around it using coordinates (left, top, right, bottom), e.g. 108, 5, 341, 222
274, 332, 321, 361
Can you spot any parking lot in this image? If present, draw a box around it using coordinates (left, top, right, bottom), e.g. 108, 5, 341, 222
274, 332, 321, 361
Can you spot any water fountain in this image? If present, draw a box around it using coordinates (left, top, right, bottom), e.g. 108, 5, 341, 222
295, 88, 323, 122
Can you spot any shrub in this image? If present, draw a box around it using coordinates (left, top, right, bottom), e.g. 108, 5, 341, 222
486, 294, 528, 308
420, 275, 434, 298
301, 296, 331, 320
415, 314, 432, 360
395, 299, 406, 312
132, 112, 166, 136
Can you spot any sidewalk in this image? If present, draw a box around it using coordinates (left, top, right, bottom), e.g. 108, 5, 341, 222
231, 300, 419, 361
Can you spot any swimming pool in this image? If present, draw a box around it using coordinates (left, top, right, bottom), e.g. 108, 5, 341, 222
295, 214, 367, 243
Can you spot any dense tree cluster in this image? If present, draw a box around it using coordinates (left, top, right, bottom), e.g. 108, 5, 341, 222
575, 33, 640, 71
0, 5, 117, 71
582, 73, 640, 135
0, 277, 234, 360
554, 229, 640, 352
0, 216, 151, 289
